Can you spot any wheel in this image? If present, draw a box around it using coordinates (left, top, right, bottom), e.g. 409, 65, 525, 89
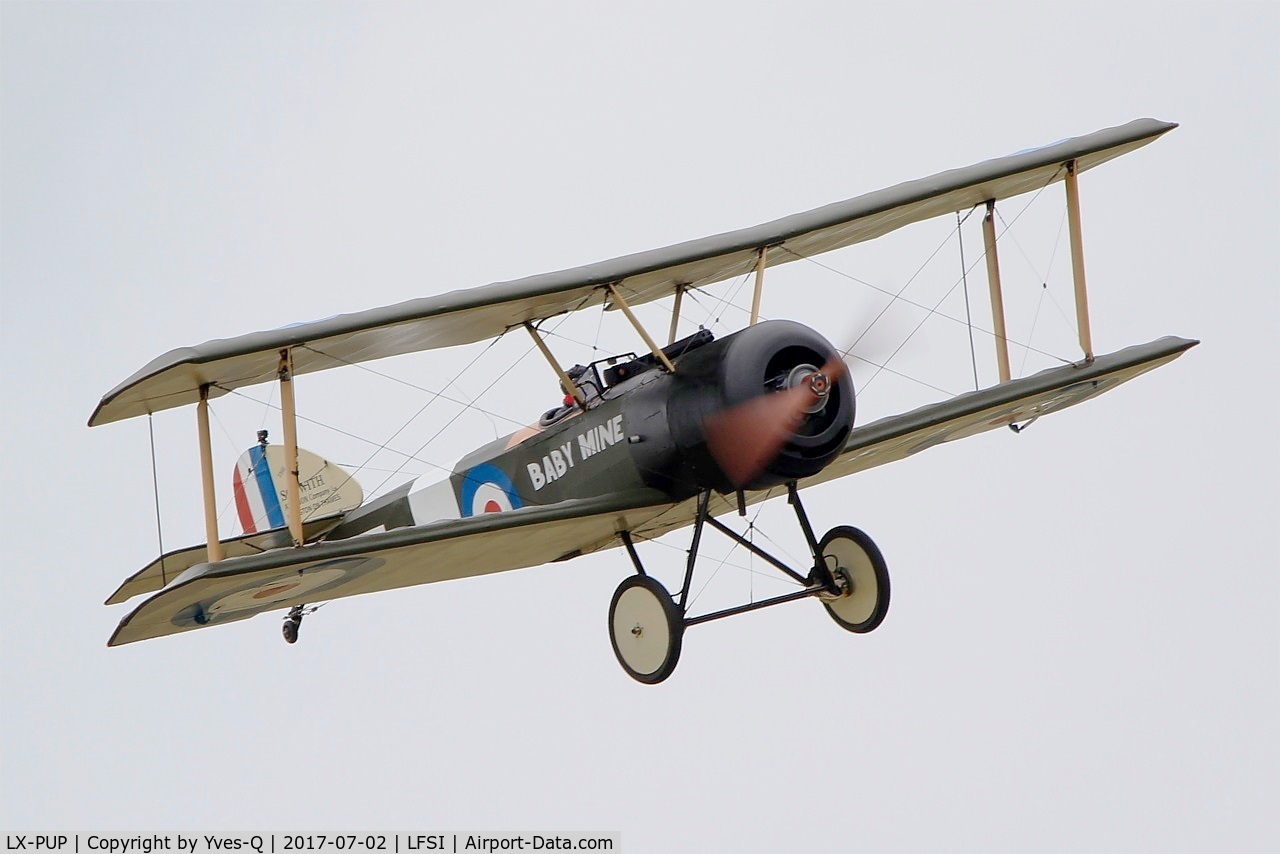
608, 575, 684, 684
282, 618, 300, 644
817, 526, 890, 633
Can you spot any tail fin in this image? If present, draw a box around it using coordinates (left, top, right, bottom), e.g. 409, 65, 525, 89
232, 443, 364, 534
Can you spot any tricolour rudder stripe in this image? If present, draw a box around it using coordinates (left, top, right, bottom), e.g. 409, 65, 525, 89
249, 445, 286, 529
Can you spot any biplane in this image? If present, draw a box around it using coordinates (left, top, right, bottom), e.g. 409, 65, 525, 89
92, 118, 1196, 683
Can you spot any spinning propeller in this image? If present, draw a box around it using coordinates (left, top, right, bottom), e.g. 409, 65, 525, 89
704, 354, 848, 489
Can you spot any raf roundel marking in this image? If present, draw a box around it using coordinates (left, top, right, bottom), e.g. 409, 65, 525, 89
460, 463, 523, 517
172, 557, 386, 629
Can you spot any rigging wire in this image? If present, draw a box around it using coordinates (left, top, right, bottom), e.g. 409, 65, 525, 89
689, 270, 756, 331
858, 173, 1071, 390
258, 382, 277, 431
540, 325, 613, 353
992, 204, 1078, 376
634, 531, 800, 586
814, 205, 977, 365
956, 210, 981, 390
207, 405, 254, 527
147, 414, 168, 585
744, 512, 810, 577
784, 166, 1075, 390
591, 298, 607, 354
322, 330, 511, 501
300, 343, 527, 428
1043, 207, 1070, 285
685, 502, 772, 612
449, 382, 502, 441
223, 336, 529, 525
999, 205, 1078, 336
249, 299, 576, 499
366, 293, 597, 497
218, 341, 493, 529
1019, 284, 1051, 379
685, 540, 742, 612
220, 386, 448, 474
841, 356, 957, 397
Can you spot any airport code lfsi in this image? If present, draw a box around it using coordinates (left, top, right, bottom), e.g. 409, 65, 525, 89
2, 836, 618, 853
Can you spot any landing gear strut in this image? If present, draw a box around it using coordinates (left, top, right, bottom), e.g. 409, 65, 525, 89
282, 605, 305, 644
607, 484, 890, 683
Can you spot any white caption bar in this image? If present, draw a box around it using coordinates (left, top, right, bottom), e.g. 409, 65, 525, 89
1, 836, 620, 854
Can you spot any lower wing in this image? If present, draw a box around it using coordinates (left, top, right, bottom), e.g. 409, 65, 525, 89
108, 336, 1193, 645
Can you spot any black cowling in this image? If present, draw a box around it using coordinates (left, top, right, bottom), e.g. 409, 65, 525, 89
632, 319, 854, 495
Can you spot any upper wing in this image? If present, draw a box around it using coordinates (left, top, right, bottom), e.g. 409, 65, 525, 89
90, 119, 1175, 427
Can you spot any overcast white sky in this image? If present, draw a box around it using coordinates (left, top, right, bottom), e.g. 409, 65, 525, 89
2, 2, 1277, 851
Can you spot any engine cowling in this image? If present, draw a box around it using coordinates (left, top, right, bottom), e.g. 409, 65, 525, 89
626, 320, 854, 496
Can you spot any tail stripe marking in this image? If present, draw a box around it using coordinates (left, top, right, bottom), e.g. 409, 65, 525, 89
232, 463, 257, 534
249, 444, 286, 530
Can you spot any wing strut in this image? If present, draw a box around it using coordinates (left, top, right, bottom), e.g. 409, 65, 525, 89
1065, 160, 1094, 362
982, 200, 1013, 383
667, 284, 686, 345
607, 283, 676, 373
196, 385, 224, 562
278, 348, 305, 546
525, 322, 586, 408
749, 246, 767, 325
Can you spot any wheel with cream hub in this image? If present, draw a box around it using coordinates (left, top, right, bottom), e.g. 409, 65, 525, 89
608, 575, 684, 684
818, 526, 890, 633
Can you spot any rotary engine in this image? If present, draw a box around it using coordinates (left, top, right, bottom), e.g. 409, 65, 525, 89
625, 319, 855, 496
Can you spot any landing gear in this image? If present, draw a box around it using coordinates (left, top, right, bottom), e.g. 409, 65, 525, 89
607, 486, 891, 683
282, 605, 304, 644
608, 575, 683, 684
816, 526, 890, 633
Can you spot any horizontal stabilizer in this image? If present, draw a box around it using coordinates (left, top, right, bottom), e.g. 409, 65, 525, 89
104, 515, 346, 605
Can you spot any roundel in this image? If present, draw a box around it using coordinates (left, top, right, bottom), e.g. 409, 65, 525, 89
172, 557, 386, 628
207, 566, 350, 617
460, 463, 524, 517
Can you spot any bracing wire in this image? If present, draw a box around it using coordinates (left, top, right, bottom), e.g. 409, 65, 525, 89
258, 382, 277, 431
1018, 284, 1051, 379
209, 405, 280, 533
215, 330, 515, 530
320, 331, 511, 502
691, 270, 756, 330
147, 414, 168, 585
999, 205, 1077, 336
221, 386, 450, 474
633, 530, 799, 586
367, 293, 598, 497
785, 166, 1076, 391
686, 502, 768, 611
591, 298, 607, 355
300, 342, 527, 428
956, 210, 981, 390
